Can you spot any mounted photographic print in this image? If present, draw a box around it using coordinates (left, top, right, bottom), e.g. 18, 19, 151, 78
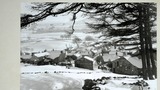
20, 2, 157, 90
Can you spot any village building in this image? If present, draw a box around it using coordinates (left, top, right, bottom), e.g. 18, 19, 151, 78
30, 52, 50, 65
22, 51, 33, 55
20, 55, 32, 63
80, 51, 90, 57
48, 50, 60, 59
58, 51, 66, 63
48, 51, 60, 59
66, 50, 77, 60
46, 50, 71, 65
111, 56, 142, 75
94, 54, 105, 66
75, 56, 95, 70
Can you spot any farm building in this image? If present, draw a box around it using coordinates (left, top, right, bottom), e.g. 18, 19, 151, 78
22, 51, 33, 55
48, 50, 60, 59
66, 50, 78, 60
66, 50, 76, 56
46, 50, 76, 65
80, 51, 89, 57
46, 50, 61, 65
75, 56, 95, 70
94, 54, 105, 65
20, 55, 32, 63
68, 50, 91, 60
30, 52, 50, 65
111, 56, 142, 75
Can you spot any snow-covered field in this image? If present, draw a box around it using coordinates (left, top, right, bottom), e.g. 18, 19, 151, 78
21, 64, 157, 90
21, 31, 101, 51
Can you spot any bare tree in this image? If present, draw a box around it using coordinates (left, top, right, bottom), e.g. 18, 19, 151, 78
72, 36, 82, 47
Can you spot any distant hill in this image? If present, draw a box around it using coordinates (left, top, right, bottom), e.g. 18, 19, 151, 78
23, 18, 94, 34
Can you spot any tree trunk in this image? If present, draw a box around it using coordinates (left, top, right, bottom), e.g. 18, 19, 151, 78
138, 5, 148, 80
143, 7, 154, 80
146, 6, 157, 78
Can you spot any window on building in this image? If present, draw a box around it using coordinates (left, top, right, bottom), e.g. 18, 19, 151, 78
117, 62, 119, 67
128, 66, 131, 69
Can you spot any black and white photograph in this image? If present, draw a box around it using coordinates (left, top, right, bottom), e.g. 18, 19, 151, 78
20, 2, 157, 90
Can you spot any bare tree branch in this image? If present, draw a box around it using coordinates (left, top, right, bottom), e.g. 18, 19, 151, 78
21, 3, 83, 28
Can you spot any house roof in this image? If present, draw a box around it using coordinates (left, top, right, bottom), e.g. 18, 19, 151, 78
124, 46, 139, 50
67, 51, 76, 56
48, 50, 60, 59
34, 52, 50, 57
21, 55, 32, 59
123, 56, 142, 68
81, 51, 89, 55
91, 49, 98, 53
74, 53, 81, 57
73, 51, 89, 56
102, 53, 119, 62
84, 56, 94, 62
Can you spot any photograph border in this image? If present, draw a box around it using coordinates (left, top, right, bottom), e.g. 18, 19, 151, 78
0, 0, 159, 90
